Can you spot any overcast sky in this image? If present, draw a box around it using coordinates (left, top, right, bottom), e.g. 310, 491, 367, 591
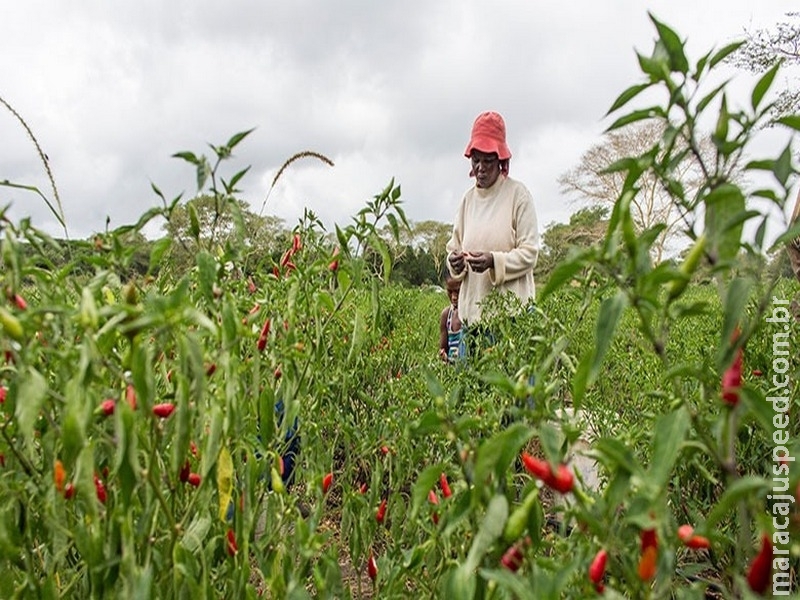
1, 2, 797, 247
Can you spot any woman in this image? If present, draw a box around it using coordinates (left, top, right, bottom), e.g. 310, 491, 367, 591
446, 111, 540, 339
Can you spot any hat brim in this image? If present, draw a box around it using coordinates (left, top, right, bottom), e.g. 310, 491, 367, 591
464, 137, 511, 160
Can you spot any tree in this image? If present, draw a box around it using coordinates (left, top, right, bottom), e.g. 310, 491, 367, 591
163, 195, 287, 275
409, 220, 452, 278
727, 12, 800, 120
538, 206, 608, 277
558, 120, 719, 262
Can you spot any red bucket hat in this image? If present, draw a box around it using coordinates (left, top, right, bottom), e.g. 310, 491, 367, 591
464, 111, 511, 160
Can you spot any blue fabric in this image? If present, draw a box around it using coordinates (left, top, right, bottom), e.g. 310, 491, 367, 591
226, 398, 301, 523
273, 398, 301, 486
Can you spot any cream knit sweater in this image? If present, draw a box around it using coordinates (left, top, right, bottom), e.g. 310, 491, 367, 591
446, 175, 539, 325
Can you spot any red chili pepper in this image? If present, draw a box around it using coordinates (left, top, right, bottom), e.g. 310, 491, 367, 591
187, 473, 201, 487
126, 384, 137, 410
637, 527, 658, 581
100, 399, 115, 416
179, 460, 191, 483
94, 474, 107, 504
63, 482, 75, 500
375, 498, 387, 524
429, 489, 440, 524
257, 318, 271, 352
0, 454, 5, 468
247, 277, 257, 294
546, 464, 575, 494
640, 527, 658, 551
367, 552, 378, 582
291, 233, 302, 254
746, 534, 773, 595
205, 363, 216, 377
274, 367, 282, 379
638, 545, 657, 581
380, 445, 391, 456
358, 482, 368, 494
226, 529, 238, 556
500, 543, 524, 572
440, 472, 452, 498
12, 294, 27, 311
520, 452, 551, 480
152, 403, 176, 418
520, 452, 574, 494
272, 266, 280, 279
54, 460, 66, 492
0, 386, 7, 403
721, 347, 743, 406
329, 259, 339, 271
588, 548, 607, 584
280, 250, 292, 267
751, 369, 763, 377
322, 472, 333, 495
677, 524, 710, 550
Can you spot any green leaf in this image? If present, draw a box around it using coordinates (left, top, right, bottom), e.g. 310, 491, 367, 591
444, 565, 476, 600
196, 157, 210, 191
411, 463, 447, 518
225, 128, 256, 150
648, 408, 689, 491
704, 183, 745, 264
196, 251, 217, 303
774, 142, 793, 187
740, 387, 777, 435
148, 237, 172, 275
777, 115, 800, 131
708, 41, 744, 69
706, 476, 769, 529
15, 367, 47, 454
474, 423, 533, 487
712, 94, 729, 146
695, 81, 728, 114
464, 494, 509, 574
539, 253, 589, 301
594, 438, 642, 476
718, 277, 752, 367
606, 83, 652, 115
651, 15, 688, 73
180, 516, 212, 554
605, 107, 666, 132
751, 62, 780, 112
479, 567, 539, 599
769, 220, 800, 251
588, 292, 628, 385
225, 166, 252, 193
172, 151, 200, 165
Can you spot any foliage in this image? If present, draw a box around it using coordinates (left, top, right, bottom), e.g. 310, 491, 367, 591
538, 205, 608, 277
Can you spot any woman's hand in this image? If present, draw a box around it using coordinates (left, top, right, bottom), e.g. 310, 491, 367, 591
466, 252, 494, 273
449, 252, 466, 275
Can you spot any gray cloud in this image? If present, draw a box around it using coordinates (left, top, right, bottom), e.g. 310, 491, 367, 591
1, 1, 796, 246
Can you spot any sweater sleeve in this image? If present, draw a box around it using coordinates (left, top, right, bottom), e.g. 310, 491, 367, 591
490, 186, 539, 286
445, 199, 468, 282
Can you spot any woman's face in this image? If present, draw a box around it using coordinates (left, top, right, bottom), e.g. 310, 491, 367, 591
470, 150, 501, 188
